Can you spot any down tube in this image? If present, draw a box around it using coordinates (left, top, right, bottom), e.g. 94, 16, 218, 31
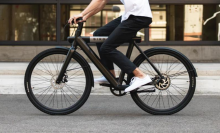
76, 37, 118, 88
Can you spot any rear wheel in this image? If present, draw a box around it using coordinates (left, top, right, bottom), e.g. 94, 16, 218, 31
129, 48, 196, 115
24, 48, 92, 115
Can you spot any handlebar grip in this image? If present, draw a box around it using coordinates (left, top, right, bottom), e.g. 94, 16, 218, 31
72, 17, 83, 25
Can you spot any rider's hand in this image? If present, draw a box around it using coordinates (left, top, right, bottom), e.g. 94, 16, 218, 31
68, 13, 86, 25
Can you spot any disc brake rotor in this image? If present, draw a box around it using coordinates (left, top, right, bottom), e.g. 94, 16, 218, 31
155, 74, 171, 90
51, 75, 65, 90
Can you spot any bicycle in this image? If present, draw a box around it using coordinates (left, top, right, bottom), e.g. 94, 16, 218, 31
24, 17, 197, 115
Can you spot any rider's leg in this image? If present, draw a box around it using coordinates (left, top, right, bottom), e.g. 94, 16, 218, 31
99, 15, 152, 91
133, 68, 146, 79
100, 15, 152, 75
93, 16, 122, 77
96, 43, 115, 76
110, 70, 116, 77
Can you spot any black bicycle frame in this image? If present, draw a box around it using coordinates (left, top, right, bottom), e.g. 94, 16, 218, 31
56, 21, 163, 89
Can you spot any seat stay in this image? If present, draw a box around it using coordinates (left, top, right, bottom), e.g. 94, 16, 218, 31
133, 41, 163, 78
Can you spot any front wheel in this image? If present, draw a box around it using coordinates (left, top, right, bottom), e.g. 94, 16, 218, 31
129, 48, 196, 115
24, 48, 92, 115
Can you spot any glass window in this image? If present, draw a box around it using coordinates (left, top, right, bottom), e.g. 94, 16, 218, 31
70, 11, 101, 27
70, 5, 87, 9
40, 5, 56, 41
69, 28, 97, 37
184, 5, 203, 41
102, 10, 118, 25
202, 4, 220, 41
61, 4, 145, 41
102, 5, 124, 24
149, 4, 220, 41
149, 5, 166, 41
0, 5, 56, 41
138, 29, 145, 42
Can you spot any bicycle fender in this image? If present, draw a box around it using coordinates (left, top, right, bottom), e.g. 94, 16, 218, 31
134, 47, 198, 77
55, 46, 70, 51
54, 46, 94, 87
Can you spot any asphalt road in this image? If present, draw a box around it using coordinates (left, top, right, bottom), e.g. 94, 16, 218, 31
0, 95, 219, 132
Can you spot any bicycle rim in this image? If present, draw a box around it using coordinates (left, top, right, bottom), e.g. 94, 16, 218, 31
25, 49, 91, 114
130, 50, 196, 115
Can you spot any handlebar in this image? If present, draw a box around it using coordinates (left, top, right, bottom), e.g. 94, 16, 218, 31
69, 17, 85, 48
71, 17, 84, 25
63, 17, 85, 48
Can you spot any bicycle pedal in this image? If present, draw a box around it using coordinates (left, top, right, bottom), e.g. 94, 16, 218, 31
99, 78, 120, 87
144, 82, 154, 86
99, 83, 113, 87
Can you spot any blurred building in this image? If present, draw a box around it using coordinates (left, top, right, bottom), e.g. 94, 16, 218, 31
0, 0, 219, 62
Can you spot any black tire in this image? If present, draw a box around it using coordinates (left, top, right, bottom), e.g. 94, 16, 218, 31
129, 47, 196, 115
24, 48, 92, 115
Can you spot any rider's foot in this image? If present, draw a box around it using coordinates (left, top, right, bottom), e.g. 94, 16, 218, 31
94, 76, 109, 84
125, 75, 152, 92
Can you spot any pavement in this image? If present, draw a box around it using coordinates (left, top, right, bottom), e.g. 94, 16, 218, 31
0, 95, 219, 132
0, 62, 220, 95
0, 63, 220, 132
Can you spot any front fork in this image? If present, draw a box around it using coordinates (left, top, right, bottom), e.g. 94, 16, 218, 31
56, 47, 75, 84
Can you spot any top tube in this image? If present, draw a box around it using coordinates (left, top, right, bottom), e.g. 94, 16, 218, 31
67, 36, 142, 44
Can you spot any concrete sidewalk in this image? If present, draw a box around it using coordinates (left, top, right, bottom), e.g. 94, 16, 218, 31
0, 62, 219, 94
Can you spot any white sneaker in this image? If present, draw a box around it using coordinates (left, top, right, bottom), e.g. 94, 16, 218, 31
125, 75, 152, 92
94, 76, 109, 84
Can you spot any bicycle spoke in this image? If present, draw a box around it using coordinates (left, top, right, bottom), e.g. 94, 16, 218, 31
29, 53, 88, 111
40, 86, 52, 101
32, 72, 51, 81
65, 84, 84, 94
35, 86, 52, 98
64, 85, 80, 100
135, 53, 192, 111
171, 83, 187, 93
170, 84, 184, 97
38, 63, 54, 76
50, 56, 59, 75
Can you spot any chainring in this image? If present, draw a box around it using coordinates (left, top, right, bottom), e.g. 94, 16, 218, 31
110, 87, 126, 96
109, 79, 127, 96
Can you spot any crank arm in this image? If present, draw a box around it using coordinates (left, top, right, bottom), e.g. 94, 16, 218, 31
135, 89, 156, 93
